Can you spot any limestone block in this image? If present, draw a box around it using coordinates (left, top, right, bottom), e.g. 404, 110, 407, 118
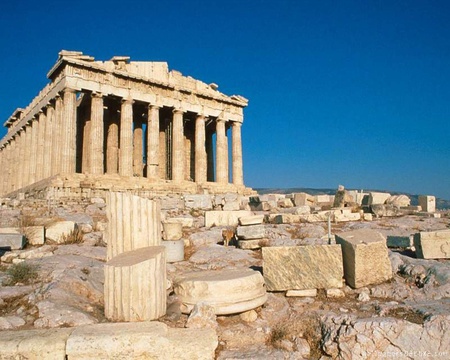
386, 235, 411, 248
204, 210, 252, 227
386, 194, 410, 207
315, 195, 333, 205
236, 225, 265, 240
162, 239, 185, 262
65, 322, 217, 360
173, 268, 267, 315
286, 289, 317, 297
333, 188, 355, 208
363, 213, 373, 221
238, 215, 264, 226
0, 234, 25, 250
335, 229, 392, 288
294, 205, 311, 215
413, 230, 450, 259
298, 213, 329, 223
272, 214, 300, 224
222, 201, 240, 211
25, 226, 45, 245
368, 192, 391, 205
277, 198, 293, 208
293, 192, 315, 206
249, 201, 271, 211
370, 204, 403, 217
334, 212, 361, 222
162, 221, 182, 240
104, 246, 166, 322
45, 221, 77, 244
237, 239, 264, 250
169, 217, 194, 228
262, 245, 344, 291
0, 327, 74, 360
418, 195, 436, 213
326, 288, 345, 298
184, 194, 213, 210
0, 227, 20, 234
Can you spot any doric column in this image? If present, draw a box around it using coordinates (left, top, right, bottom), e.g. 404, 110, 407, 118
133, 121, 143, 177
36, 111, 46, 181
61, 88, 77, 174
146, 105, 160, 178
171, 109, 185, 181
159, 123, 167, 179
0, 147, 4, 195
232, 122, 244, 186
119, 99, 134, 176
90, 92, 104, 174
3, 143, 10, 194
51, 94, 63, 175
29, 117, 39, 184
9, 139, 17, 191
194, 115, 207, 183
106, 111, 119, 174
43, 103, 54, 178
23, 124, 33, 187
17, 129, 26, 189
215, 118, 228, 184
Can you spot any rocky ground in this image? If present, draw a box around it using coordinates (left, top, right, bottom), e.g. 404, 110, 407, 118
0, 198, 449, 359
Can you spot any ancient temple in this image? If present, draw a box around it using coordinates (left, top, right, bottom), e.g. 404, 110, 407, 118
0, 51, 253, 198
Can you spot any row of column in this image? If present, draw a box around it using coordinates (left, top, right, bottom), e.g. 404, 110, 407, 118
0, 88, 244, 196
0, 88, 77, 195
81, 93, 244, 186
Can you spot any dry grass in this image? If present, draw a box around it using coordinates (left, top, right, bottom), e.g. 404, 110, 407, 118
4, 262, 39, 286
61, 228, 84, 244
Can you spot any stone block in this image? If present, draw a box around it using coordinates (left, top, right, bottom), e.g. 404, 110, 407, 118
204, 210, 252, 227
237, 239, 264, 250
298, 213, 329, 223
370, 204, 403, 217
173, 268, 267, 315
0, 328, 74, 360
162, 239, 185, 262
418, 195, 436, 213
368, 192, 391, 205
65, 322, 217, 360
0, 234, 26, 250
285, 289, 317, 297
45, 221, 77, 244
0, 227, 20, 234
104, 246, 166, 321
25, 226, 45, 245
262, 245, 344, 291
293, 192, 315, 207
386, 195, 410, 207
238, 215, 264, 226
162, 221, 182, 241
334, 212, 361, 222
168, 217, 194, 228
386, 235, 411, 248
413, 230, 450, 259
294, 205, 311, 215
236, 225, 265, 240
277, 198, 293, 208
363, 213, 373, 221
222, 202, 240, 211
184, 195, 213, 210
315, 194, 333, 205
335, 229, 392, 288
272, 214, 300, 224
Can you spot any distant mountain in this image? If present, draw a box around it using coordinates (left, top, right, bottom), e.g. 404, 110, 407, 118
254, 188, 450, 210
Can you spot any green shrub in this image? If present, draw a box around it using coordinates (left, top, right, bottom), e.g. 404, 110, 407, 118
5, 262, 39, 285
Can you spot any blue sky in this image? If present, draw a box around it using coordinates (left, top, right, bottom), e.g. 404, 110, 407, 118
1, 0, 449, 199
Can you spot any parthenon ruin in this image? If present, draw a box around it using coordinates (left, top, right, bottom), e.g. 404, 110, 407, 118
0, 50, 253, 198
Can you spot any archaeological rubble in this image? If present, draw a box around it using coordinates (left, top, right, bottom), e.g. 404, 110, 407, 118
0, 51, 449, 360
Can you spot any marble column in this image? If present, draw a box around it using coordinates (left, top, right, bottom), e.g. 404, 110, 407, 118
215, 118, 228, 184
159, 123, 167, 179
3, 143, 10, 194
232, 122, 244, 186
171, 109, 185, 181
10, 139, 17, 191
17, 129, 25, 189
90, 92, 104, 174
36, 111, 46, 181
0, 147, 4, 195
24, 124, 33, 187
29, 117, 39, 184
51, 94, 63, 175
61, 88, 77, 174
119, 99, 134, 176
133, 121, 143, 177
82, 118, 91, 173
106, 111, 119, 174
147, 105, 160, 178
206, 128, 214, 182
43, 103, 54, 179
194, 115, 207, 183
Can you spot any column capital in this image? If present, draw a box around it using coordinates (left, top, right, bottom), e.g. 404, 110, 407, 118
148, 103, 161, 110
91, 91, 103, 98
172, 108, 184, 115
64, 87, 78, 94
232, 121, 242, 128
121, 98, 134, 105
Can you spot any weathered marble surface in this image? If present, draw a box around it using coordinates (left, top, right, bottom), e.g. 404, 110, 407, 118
262, 245, 344, 291
335, 228, 392, 288
414, 230, 450, 259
